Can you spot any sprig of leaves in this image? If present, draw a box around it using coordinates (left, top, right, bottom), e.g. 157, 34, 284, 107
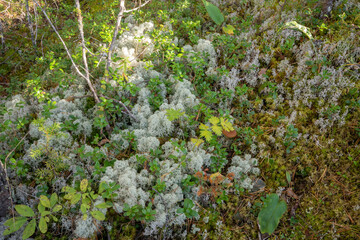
3, 193, 62, 239
199, 116, 234, 142
62, 179, 113, 221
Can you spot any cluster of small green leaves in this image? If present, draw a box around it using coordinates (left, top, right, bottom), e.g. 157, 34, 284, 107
62, 179, 116, 221
123, 203, 156, 222
30, 118, 69, 183
176, 198, 199, 218
3, 193, 62, 239
284, 124, 298, 154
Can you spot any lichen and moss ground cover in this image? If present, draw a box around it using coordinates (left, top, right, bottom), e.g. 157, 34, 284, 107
0, 0, 359, 239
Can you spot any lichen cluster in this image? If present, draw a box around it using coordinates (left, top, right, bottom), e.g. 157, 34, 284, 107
0, 0, 359, 239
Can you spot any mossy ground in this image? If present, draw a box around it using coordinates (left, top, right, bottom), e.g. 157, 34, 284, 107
1, 0, 359, 239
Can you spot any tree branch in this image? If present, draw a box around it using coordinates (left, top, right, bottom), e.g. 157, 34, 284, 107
105, 0, 126, 83
124, 0, 151, 13
25, 0, 36, 49
33, 0, 100, 103
75, 0, 92, 98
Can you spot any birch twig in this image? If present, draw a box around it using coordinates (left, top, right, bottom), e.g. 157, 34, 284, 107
33, 0, 100, 103
105, 0, 126, 83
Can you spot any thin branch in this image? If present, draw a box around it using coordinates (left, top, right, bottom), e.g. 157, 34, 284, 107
75, 0, 90, 92
124, 0, 151, 13
40, 32, 45, 57
0, 19, 4, 50
0, 46, 21, 65
0, 0, 11, 14
105, 0, 126, 83
34, 1, 38, 44
25, 0, 36, 48
99, 94, 138, 121
33, 0, 100, 103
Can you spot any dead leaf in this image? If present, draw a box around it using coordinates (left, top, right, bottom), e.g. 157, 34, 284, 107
98, 138, 110, 146
223, 129, 237, 138
286, 188, 299, 200
258, 68, 267, 76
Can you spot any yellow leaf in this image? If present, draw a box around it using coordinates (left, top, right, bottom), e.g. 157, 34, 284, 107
220, 117, 234, 132
199, 123, 210, 130
209, 172, 225, 184
80, 179, 88, 192
200, 129, 213, 142
222, 24, 235, 35
191, 138, 204, 147
209, 116, 219, 125
209, 116, 222, 135
212, 124, 222, 136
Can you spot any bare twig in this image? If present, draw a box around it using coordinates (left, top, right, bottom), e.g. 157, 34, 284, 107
104, 0, 152, 82
75, 0, 90, 89
34, 1, 38, 44
0, 20, 4, 50
33, 0, 100, 103
0, 0, 11, 14
124, 0, 151, 13
40, 32, 45, 57
105, 0, 126, 83
25, 0, 36, 48
0, 46, 21, 65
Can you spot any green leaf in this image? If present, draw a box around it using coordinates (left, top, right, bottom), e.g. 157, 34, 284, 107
281, 21, 313, 40
39, 195, 51, 208
71, 193, 82, 205
38, 203, 46, 213
50, 193, 58, 208
3, 217, 28, 235
286, 171, 291, 185
80, 179, 88, 192
202, 0, 224, 25
64, 193, 75, 200
82, 196, 91, 205
22, 219, 36, 240
39, 217, 48, 233
52, 215, 58, 222
41, 211, 51, 217
166, 109, 184, 121
258, 194, 287, 234
80, 204, 88, 214
98, 182, 107, 194
95, 202, 113, 209
52, 205, 62, 212
91, 211, 105, 221
15, 205, 35, 217
90, 191, 99, 200
176, 208, 184, 214
62, 186, 76, 193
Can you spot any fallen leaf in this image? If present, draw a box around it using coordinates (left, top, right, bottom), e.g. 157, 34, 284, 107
286, 188, 299, 200
223, 129, 237, 138
98, 138, 110, 146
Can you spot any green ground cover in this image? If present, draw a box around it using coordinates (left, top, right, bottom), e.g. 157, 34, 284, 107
0, 0, 359, 239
